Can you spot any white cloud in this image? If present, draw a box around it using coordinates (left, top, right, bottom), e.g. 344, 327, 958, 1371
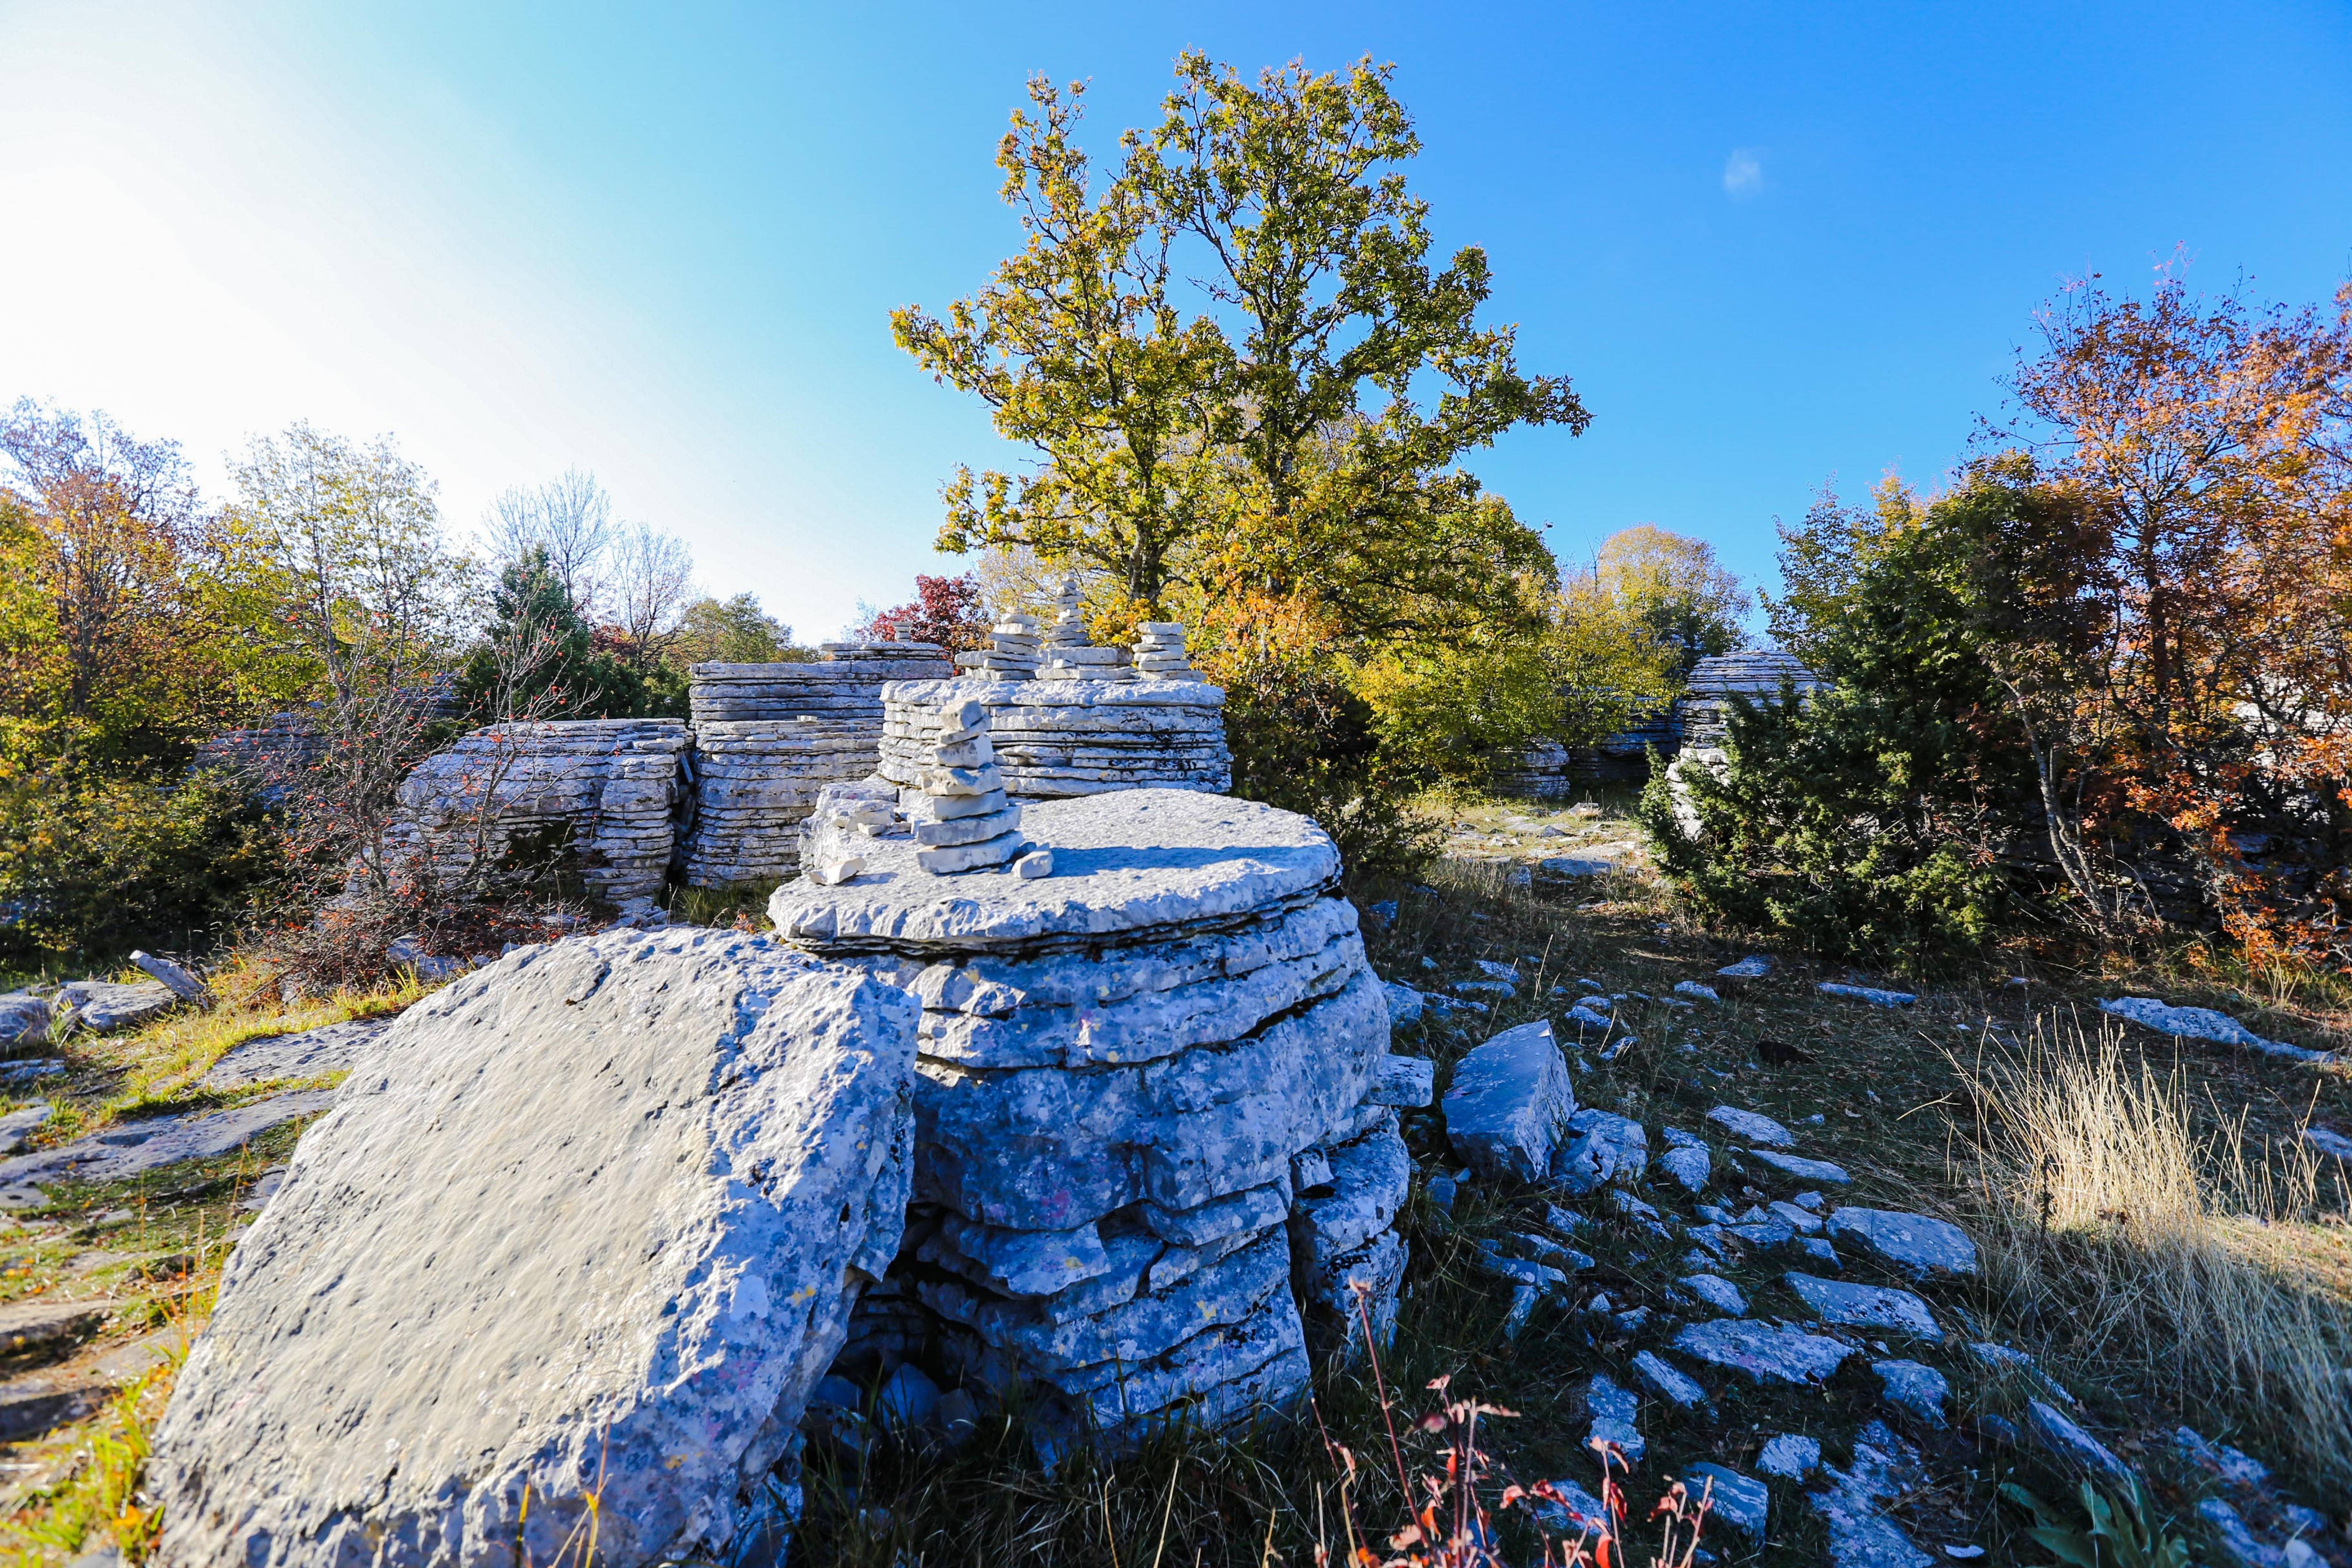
1723, 148, 1764, 197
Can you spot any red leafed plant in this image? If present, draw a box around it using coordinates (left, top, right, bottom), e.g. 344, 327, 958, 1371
1314, 1284, 1709, 1568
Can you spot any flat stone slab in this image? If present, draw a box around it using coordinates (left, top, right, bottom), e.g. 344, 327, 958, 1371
768, 789, 1338, 955
1672, 1318, 1853, 1384
1817, 982, 1917, 1008
1812, 1421, 1934, 1568
200, 1019, 397, 1090
1708, 1105, 1795, 1148
0, 1091, 341, 1187
2099, 997, 2329, 1063
1684, 1463, 1768, 1541
1743, 1148, 1852, 1184
1827, 1207, 1977, 1277
1786, 1272, 1939, 1337
58, 979, 177, 1033
148, 928, 920, 1568
1442, 1019, 1575, 1183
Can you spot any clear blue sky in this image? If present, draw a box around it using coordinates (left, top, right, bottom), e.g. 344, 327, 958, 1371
4, 1, 2347, 640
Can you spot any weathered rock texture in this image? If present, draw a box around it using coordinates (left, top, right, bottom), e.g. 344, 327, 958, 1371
771, 789, 1416, 1433
148, 928, 920, 1568
679, 645, 955, 888
1678, 651, 1829, 748
1498, 706, 1680, 796
381, 720, 690, 908
878, 677, 1231, 801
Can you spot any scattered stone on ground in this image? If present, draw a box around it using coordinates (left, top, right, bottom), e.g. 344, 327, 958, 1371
1671, 1319, 1853, 1385
129, 951, 211, 1005
1656, 1142, 1710, 1193
1826, 1207, 1977, 1277
0, 992, 51, 1046
147, 928, 920, 1568
1632, 1350, 1706, 1409
1757, 1433, 1820, 1478
2024, 1397, 2132, 1486
1817, 982, 1918, 1008
1786, 1273, 1940, 1337
1582, 1372, 1644, 1464
57, 979, 178, 1034
2302, 1127, 2352, 1161
1741, 1148, 1853, 1184
1551, 1109, 1646, 1195
0, 1297, 111, 1359
1671, 980, 1720, 1003
1871, 1359, 1950, 1426
2098, 996, 2331, 1064
1444, 1019, 1576, 1183
1810, 1421, 1936, 1568
1529, 1477, 1612, 1537
1677, 1273, 1746, 1315
1684, 1462, 1769, 1542
200, 1019, 396, 1090
0, 1091, 341, 1188
1706, 1105, 1795, 1147
1381, 982, 1424, 1027
1715, 955, 1773, 982
0, 1102, 52, 1155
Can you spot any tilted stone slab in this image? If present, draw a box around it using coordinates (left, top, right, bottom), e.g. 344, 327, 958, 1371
147, 929, 919, 1568
0, 1091, 341, 1187
769, 790, 1340, 956
1443, 1019, 1576, 1182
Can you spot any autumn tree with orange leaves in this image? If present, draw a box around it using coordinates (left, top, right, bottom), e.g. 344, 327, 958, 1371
1981, 262, 2352, 965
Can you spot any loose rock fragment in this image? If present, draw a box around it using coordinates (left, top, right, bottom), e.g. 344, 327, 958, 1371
1818, 982, 1918, 1008
1444, 1019, 1576, 1183
1678, 1273, 1746, 1315
1684, 1463, 1769, 1542
1672, 1319, 1853, 1385
1743, 1148, 1853, 1184
1826, 1208, 1977, 1278
1757, 1433, 1820, 1478
2025, 1398, 2133, 1486
1786, 1273, 1940, 1337
2098, 997, 2329, 1064
1872, 1360, 1950, 1426
1633, 1351, 1707, 1409
1582, 1372, 1645, 1464
1551, 1109, 1646, 1195
1707, 1105, 1795, 1147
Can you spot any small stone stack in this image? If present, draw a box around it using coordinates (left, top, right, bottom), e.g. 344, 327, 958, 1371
906, 700, 1042, 877
376, 720, 689, 911
879, 679, 1232, 800
769, 789, 1428, 1438
1036, 578, 1132, 684
1131, 623, 1196, 681
954, 615, 1043, 683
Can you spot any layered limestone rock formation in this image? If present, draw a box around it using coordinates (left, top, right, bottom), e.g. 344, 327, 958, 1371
687, 643, 954, 725
1035, 577, 1131, 684
769, 788, 1427, 1434
381, 720, 691, 910
1678, 651, 1827, 748
679, 644, 956, 888
146, 929, 921, 1568
954, 614, 1042, 682
878, 678, 1231, 800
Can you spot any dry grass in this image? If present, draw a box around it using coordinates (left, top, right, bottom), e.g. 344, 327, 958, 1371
1958, 1021, 2352, 1506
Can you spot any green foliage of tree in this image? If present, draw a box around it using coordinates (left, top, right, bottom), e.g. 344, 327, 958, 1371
1640, 477, 2040, 963
1353, 575, 1679, 786
457, 548, 676, 721
1596, 524, 1749, 672
673, 593, 808, 665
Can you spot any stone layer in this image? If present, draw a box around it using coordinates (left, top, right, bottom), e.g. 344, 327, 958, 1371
878, 677, 1231, 801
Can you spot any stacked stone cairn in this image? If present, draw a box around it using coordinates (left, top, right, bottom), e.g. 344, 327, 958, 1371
679, 643, 954, 888
769, 788, 1433, 1440
377, 720, 689, 912
1131, 622, 1195, 681
1037, 577, 1132, 683
907, 699, 1048, 878
954, 613, 1042, 683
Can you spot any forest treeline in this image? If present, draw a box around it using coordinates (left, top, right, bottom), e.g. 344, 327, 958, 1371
0, 412, 798, 967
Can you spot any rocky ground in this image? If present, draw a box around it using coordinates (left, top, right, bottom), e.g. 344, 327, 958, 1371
0, 791, 2342, 1566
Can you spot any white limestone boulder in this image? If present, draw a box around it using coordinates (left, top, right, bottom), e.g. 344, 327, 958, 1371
147, 929, 919, 1568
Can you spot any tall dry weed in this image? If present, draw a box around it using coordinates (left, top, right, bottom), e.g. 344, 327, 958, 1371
1957, 1020, 2352, 1503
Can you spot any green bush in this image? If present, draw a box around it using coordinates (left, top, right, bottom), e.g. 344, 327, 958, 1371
0, 761, 280, 969
1639, 481, 2040, 964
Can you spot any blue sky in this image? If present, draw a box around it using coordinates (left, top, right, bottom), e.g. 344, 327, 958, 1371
3, 2, 2347, 640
